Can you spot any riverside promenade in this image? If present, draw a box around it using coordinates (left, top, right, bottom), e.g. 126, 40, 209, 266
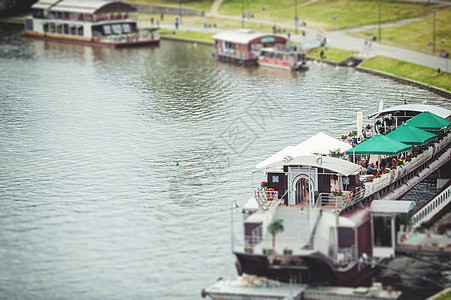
153, 0, 450, 73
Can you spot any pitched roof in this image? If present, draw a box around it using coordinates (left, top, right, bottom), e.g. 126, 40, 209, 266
369, 104, 451, 119
213, 29, 286, 44
32, 0, 136, 14
292, 132, 352, 155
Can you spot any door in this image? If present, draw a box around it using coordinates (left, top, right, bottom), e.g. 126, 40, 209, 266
294, 175, 310, 205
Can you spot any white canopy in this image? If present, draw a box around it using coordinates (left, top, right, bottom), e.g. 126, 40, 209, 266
213, 29, 286, 44
257, 154, 361, 176
256, 145, 295, 170
256, 132, 355, 174
32, 0, 137, 14
368, 104, 451, 119
370, 200, 415, 215
292, 132, 352, 155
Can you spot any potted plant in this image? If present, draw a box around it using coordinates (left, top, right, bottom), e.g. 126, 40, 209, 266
244, 245, 254, 254
332, 189, 343, 196
283, 247, 293, 255
267, 219, 284, 251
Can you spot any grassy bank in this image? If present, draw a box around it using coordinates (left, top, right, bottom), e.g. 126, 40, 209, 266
350, 8, 451, 55
136, 0, 445, 30
360, 56, 450, 91
162, 29, 215, 43
0, 17, 24, 24
128, 0, 214, 11
307, 47, 356, 62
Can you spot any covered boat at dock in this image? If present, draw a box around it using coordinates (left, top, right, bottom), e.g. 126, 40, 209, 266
212, 29, 288, 65
232, 105, 451, 288
23, 0, 159, 48
257, 45, 308, 71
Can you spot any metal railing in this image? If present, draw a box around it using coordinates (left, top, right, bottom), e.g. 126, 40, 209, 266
100, 32, 158, 43
410, 182, 451, 229
316, 190, 358, 210
254, 187, 279, 207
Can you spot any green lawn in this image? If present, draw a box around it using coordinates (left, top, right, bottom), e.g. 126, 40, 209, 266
271, 0, 441, 30
212, 0, 442, 30
0, 17, 24, 24
361, 56, 450, 91
131, 0, 444, 30
163, 29, 215, 42
307, 46, 356, 62
128, 0, 215, 11
350, 8, 451, 55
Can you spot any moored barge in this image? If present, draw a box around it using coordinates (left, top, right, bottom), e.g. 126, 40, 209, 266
23, 0, 159, 48
258, 45, 308, 71
212, 29, 288, 65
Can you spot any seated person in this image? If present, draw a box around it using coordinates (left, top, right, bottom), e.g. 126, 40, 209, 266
367, 163, 377, 175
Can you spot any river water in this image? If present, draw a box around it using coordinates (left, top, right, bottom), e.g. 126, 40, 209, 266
0, 24, 449, 299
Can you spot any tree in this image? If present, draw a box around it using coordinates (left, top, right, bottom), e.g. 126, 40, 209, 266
267, 219, 284, 250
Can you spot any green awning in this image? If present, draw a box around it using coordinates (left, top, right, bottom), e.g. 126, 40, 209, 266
386, 123, 437, 145
405, 111, 451, 131
345, 135, 411, 155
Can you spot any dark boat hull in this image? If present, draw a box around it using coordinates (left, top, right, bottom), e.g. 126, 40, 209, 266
234, 252, 375, 287
23, 31, 160, 48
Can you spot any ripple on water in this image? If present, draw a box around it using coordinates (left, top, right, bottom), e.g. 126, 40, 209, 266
0, 24, 450, 299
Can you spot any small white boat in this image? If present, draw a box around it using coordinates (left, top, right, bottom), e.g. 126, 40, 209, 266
258, 45, 308, 71
202, 275, 306, 300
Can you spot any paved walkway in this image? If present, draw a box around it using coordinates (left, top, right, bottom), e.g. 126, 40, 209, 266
155, 1, 450, 72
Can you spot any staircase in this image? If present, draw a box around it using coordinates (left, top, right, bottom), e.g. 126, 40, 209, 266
264, 207, 313, 254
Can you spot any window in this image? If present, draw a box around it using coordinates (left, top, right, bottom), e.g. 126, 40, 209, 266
112, 24, 122, 34
272, 175, 279, 183
338, 227, 355, 248
122, 23, 131, 33
103, 25, 111, 35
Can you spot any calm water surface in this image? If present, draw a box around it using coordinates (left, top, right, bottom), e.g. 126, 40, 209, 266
0, 24, 450, 299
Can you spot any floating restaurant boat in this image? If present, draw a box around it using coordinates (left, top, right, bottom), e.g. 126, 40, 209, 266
230, 104, 451, 287
257, 45, 308, 71
212, 29, 288, 65
23, 0, 159, 48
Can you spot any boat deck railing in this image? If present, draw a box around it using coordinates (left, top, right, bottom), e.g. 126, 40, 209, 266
254, 187, 279, 209
316, 186, 365, 210
409, 180, 451, 230
316, 131, 450, 213
98, 32, 158, 43
35, 14, 137, 23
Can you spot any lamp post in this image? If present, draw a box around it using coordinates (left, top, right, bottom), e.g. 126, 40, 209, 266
295, 0, 298, 34
378, 1, 381, 41
179, 0, 182, 24
241, 0, 244, 28
433, 10, 436, 53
